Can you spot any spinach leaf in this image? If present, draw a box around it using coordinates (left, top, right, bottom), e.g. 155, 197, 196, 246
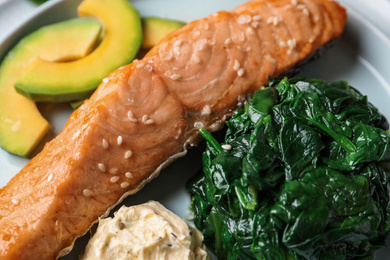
187, 77, 390, 259
28, 0, 49, 4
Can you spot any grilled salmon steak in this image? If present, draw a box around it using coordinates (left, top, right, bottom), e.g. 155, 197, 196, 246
0, 0, 347, 259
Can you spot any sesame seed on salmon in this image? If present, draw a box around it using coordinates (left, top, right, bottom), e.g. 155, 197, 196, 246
0, 0, 347, 259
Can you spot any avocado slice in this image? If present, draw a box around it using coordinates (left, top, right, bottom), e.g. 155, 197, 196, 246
142, 17, 186, 50
70, 99, 85, 110
0, 17, 102, 157
15, 0, 142, 102
70, 16, 186, 110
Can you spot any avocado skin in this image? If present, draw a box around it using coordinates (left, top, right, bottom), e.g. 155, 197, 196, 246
69, 15, 184, 108
14, 0, 143, 103
0, 17, 102, 157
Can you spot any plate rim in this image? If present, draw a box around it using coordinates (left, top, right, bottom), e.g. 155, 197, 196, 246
1, 1, 390, 259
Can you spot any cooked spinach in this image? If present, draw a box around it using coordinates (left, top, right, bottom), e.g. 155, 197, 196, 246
187, 77, 390, 260
28, 0, 49, 5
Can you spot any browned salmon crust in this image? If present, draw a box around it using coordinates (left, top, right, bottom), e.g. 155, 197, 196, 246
0, 0, 347, 259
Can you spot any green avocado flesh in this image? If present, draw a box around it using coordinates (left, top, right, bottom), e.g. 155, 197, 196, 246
142, 16, 185, 49
14, 0, 143, 103
0, 17, 102, 157
70, 15, 184, 109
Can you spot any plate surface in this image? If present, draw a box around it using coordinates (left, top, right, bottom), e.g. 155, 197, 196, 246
0, 0, 390, 259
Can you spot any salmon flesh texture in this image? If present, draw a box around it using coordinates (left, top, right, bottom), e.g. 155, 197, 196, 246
0, 0, 347, 259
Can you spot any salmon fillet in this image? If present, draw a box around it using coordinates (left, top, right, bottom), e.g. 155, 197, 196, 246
0, 0, 347, 259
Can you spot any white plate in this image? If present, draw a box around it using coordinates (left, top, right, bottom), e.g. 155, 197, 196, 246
1, 0, 390, 259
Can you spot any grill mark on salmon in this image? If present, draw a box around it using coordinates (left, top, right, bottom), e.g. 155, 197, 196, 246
0, 0, 347, 259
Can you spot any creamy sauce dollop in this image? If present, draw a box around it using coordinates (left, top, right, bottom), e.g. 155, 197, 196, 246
80, 201, 209, 260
